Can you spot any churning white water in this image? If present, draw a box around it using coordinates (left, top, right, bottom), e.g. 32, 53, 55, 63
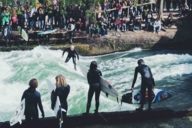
0, 46, 192, 122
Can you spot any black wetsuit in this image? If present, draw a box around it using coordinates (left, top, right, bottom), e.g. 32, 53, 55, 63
21, 88, 44, 120
133, 64, 155, 109
51, 85, 70, 117
86, 69, 102, 113
62, 48, 79, 68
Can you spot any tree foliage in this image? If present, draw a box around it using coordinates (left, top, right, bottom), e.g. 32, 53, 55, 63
1, 0, 13, 5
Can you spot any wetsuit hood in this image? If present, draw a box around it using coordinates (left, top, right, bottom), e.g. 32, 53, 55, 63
138, 59, 144, 65
90, 61, 97, 70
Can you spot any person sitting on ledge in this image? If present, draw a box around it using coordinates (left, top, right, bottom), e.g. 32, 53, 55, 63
162, 13, 174, 28
153, 17, 161, 34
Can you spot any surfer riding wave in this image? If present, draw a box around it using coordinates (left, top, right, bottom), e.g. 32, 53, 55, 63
62, 45, 79, 70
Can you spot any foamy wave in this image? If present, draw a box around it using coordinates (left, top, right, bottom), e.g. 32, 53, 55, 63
0, 46, 192, 122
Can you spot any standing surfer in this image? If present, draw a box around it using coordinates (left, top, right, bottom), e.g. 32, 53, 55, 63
131, 59, 155, 111
51, 75, 70, 127
21, 78, 44, 120
62, 45, 79, 70
86, 61, 102, 114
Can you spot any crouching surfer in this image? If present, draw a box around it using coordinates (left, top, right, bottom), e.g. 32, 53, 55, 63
62, 45, 79, 70
21, 78, 45, 120
131, 59, 155, 111
51, 75, 70, 128
86, 61, 102, 114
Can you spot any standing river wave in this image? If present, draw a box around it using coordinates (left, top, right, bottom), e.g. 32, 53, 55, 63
0, 46, 192, 122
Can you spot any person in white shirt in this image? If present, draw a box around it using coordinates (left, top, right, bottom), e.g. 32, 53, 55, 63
153, 17, 161, 33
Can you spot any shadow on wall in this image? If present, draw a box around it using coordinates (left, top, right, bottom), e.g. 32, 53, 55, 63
152, 12, 192, 50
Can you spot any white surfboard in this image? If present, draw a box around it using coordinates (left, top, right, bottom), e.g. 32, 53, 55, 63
21, 29, 29, 41
100, 77, 118, 98
70, 24, 75, 31
3, 27, 8, 37
37, 29, 57, 35
10, 99, 25, 126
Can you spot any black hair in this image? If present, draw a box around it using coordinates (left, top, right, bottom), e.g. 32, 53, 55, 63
29, 78, 38, 89
90, 61, 97, 70
138, 59, 144, 65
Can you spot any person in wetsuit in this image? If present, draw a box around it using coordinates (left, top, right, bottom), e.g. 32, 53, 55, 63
86, 61, 102, 114
131, 59, 155, 111
21, 78, 44, 120
51, 74, 70, 119
62, 45, 79, 70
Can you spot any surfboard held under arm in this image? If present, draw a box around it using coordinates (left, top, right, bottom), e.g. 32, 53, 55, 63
9, 99, 25, 126
47, 80, 66, 115
100, 77, 118, 98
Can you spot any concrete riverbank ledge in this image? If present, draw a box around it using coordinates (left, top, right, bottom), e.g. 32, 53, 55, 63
0, 108, 192, 128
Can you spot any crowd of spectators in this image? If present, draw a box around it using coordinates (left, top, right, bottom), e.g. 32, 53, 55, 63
0, 0, 191, 42
88, 0, 191, 36
0, 1, 86, 31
